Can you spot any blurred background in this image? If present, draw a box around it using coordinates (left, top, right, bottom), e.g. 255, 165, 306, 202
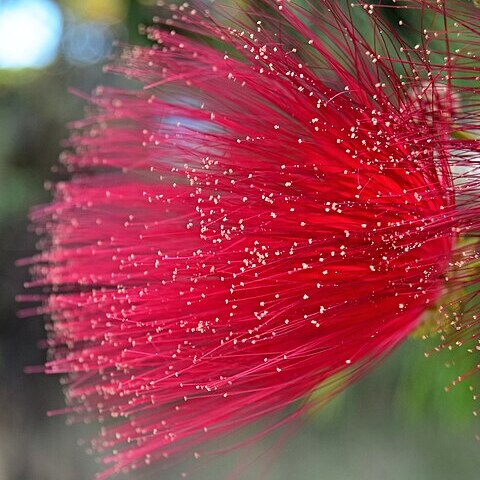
0, 1, 478, 479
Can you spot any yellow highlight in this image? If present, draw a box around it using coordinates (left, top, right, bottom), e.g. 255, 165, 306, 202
65, 0, 127, 23
451, 130, 477, 141
412, 237, 479, 339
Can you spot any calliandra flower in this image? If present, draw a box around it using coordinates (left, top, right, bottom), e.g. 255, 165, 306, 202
23, 0, 480, 478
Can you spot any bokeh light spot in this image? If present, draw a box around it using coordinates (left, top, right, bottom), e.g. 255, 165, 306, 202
62, 22, 113, 65
0, 0, 63, 69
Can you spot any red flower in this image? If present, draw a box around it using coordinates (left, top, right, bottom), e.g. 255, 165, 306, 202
27, 1, 480, 478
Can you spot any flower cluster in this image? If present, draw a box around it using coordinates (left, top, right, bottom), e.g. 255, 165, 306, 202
26, 1, 480, 478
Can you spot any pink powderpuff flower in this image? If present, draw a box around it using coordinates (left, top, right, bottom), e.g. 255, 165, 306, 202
24, 0, 480, 478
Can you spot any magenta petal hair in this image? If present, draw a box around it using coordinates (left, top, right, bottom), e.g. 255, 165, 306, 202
25, 1, 480, 478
